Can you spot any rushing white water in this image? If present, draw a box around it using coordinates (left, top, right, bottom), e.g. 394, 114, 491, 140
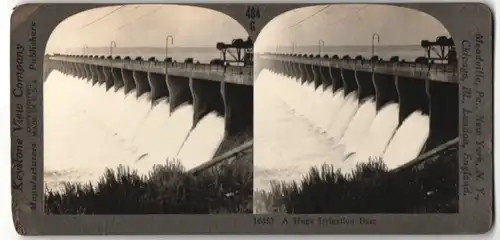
177, 112, 225, 169
337, 97, 377, 156
254, 69, 430, 191
382, 111, 430, 169
318, 89, 346, 133
340, 102, 400, 174
254, 71, 343, 189
44, 70, 224, 191
326, 91, 359, 143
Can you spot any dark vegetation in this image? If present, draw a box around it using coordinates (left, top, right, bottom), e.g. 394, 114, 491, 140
44, 155, 253, 214
254, 146, 458, 214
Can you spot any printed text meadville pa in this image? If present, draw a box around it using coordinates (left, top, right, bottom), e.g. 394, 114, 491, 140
459, 33, 487, 202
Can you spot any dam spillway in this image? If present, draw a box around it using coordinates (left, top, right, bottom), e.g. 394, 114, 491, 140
258, 53, 458, 151
254, 52, 459, 191
46, 51, 460, 191
44, 54, 254, 181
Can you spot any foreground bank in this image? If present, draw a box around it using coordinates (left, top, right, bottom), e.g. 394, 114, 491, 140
254, 146, 458, 214
44, 154, 253, 214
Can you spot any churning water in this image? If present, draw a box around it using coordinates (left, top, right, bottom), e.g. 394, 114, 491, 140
254, 69, 430, 191
44, 70, 224, 191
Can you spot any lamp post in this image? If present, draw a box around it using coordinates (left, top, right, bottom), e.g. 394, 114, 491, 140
83, 44, 89, 55
165, 35, 174, 74
318, 40, 325, 55
110, 41, 117, 58
110, 41, 116, 71
372, 33, 380, 59
291, 42, 297, 53
372, 33, 380, 72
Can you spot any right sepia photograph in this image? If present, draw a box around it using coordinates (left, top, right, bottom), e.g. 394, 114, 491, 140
253, 4, 459, 214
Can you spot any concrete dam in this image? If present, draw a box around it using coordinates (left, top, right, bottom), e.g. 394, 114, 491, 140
255, 51, 458, 173
44, 54, 254, 172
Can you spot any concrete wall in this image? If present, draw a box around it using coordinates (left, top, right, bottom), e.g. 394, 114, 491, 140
166, 75, 192, 113
103, 67, 114, 91
111, 67, 124, 92
148, 72, 169, 102
121, 69, 136, 94
396, 76, 430, 125
83, 64, 91, 81
373, 73, 399, 110
96, 66, 105, 85
355, 69, 375, 101
216, 82, 253, 156
341, 69, 357, 96
311, 64, 322, 89
189, 78, 225, 128
132, 70, 150, 98
427, 81, 459, 150
329, 66, 343, 91
319, 65, 332, 90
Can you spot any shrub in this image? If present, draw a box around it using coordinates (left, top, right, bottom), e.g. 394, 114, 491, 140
44, 156, 253, 214
256, 147, 458, 214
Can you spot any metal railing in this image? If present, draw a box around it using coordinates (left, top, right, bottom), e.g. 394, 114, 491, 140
48, 55, 253, 77
187, 140, 253, 175
392, 137, 459, 172
259, 53, 458, 82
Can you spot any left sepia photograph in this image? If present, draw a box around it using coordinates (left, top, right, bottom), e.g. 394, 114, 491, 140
43, 4, 254, 214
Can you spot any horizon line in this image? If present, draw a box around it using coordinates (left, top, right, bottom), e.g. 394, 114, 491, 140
60, 43, 424, 49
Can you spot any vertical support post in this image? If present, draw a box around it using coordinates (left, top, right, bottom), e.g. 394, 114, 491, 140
165, 35, 174, 74
110, 41, 116, 58
371, 33, 380, 60
318, 40, 324, 55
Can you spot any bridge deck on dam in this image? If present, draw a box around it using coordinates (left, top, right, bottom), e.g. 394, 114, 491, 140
259, 54, 458, 83
48, 55, 253, 85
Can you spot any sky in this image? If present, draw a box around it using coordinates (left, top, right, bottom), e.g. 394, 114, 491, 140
46, 4, 451, 54
255, 4, 450, 51
46, 4, 248, 54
